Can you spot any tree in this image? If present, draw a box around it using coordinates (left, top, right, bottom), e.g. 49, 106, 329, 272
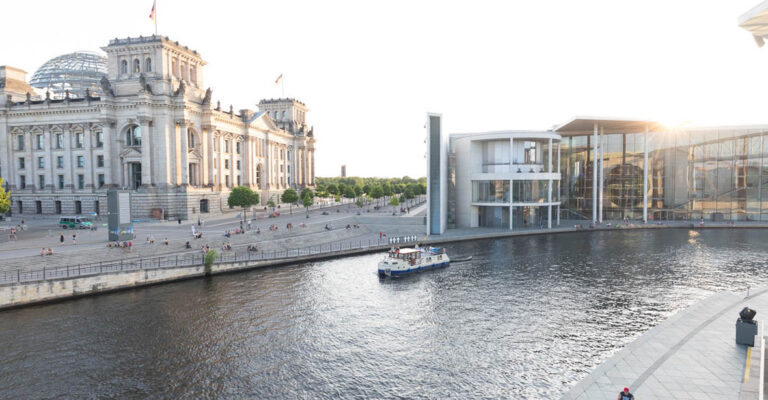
327, 184, 339, 195
389, 195, 400, 215
300, 188, 314, 201
302, 191, 314, 218
343, 186, 356, 199
354, 185, 363, 197
204, 249, 218, 275
355, 198, 364, 208
227, 186, 259, 221
382, 183, 393, 196
362, 184, 371, 195
404, 187, 415, 200
281, 188, 299, 215
0, 178, 10, 215
267, 197, 276, 209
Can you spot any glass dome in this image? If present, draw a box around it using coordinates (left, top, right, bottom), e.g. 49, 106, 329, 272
29, 51, 107, 99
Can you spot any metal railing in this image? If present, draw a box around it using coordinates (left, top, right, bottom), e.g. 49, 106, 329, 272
0, 235, 421, 286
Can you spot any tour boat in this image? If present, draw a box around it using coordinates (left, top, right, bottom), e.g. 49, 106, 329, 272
378, 246, 450, 277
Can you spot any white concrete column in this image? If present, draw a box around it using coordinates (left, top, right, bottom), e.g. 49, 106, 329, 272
27, 129, 36, 192
243, 137, 250, 186
217, 135, 224, 189
178, 120, 188, 185
509, 204, 514, 230
0, 124, 12, 190
140, 118, 152, 186
598, 127, 604, 223
548, 138, 553, 173
592, 123, 598, 223
229, 139, 236, 187
643, 125, 649, 223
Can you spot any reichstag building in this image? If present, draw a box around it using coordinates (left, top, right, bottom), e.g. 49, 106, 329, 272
0, 35, 316, 218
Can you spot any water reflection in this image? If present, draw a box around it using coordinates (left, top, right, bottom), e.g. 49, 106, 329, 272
0, 229, 767, 399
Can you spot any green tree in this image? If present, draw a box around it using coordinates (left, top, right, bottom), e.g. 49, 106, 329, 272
354, 185, 363, 197
362, 184, 371, 194
300, 188, 314, 201
327, 184, 339, 195
355, 198, 364, 208
0, 178, 10, 214
267, 197, 276, 209
302, 191, 314, 218
204, 249, 218, 275
404, 187, 415, 200
227, 186, 259, 221
338, 183, 347, 194
281, 188, 299, 215
343, 186, 356, 199
334, 194, 341, 203
382, 183, 393, 196
389, 195, 400, 214
399, 194, 406, 203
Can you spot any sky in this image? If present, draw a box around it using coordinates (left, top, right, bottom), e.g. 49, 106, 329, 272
3, 1, 768, 178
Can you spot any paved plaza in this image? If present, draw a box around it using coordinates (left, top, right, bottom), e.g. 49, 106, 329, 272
562, 287, 768, 400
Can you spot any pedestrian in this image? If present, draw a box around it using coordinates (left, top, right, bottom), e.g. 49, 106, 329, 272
72, 233, 77, 245
60, 233, 64, 245
178, 217, 182, 224
617, 387, 634, 400
198, 217, 201, 226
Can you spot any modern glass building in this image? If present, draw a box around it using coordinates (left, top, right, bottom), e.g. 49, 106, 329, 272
447, 130, 562, 230
435, 118, 768, 233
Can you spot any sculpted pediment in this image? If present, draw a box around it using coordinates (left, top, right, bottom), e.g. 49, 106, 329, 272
248, 112, 277, 131
188, 148, 203, 159
119, 147, 142, 159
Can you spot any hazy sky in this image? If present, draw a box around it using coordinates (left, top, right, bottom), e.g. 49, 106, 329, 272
3, 1, 768, 178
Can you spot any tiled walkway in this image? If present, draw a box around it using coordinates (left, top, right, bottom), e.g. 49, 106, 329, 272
562, 288, 768, 400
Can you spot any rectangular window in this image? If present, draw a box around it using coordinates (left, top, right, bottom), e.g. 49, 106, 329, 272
17, 135, 24, 151
225, 159, 229, 169
36, 134, 44, 150
96, 132, 104, 147
57, 156, 64, 169
236, 142, 241, 154
58, 175, 64, 190
98, 174, 105, 188
18, 157, 25, 170
225, 140, 230, 153
76, 132, 84, 148
237, 160, 241, 170
225, 175, 230, 187
77, 174, 84, 189
237, 175, 241, 186
97, 155, 104, 168
38, 157, 44, 169
19, 175, 26, 189
77, 156, 85, 168
56, 134, 63, 149
38, 175, 45, 190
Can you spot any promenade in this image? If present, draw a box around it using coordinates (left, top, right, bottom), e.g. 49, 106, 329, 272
562, 287, 768, 400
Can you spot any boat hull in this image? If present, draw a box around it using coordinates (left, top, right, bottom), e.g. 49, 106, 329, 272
378, 255, 450, 277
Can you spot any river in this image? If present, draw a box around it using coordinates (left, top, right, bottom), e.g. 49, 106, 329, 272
1, 229, 767, 399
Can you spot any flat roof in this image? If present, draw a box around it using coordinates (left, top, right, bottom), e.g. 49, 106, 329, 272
553, 116, 664, 136
740, 1, 768, 38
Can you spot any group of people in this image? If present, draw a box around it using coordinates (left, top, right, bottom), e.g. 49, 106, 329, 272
324, 224, 335, 231
106, 241, 133, 251
221, 242, 233, 251
39, 247, 54, 256
247, 244, 259, 253
59, 233, 77, 245
224, 228, 246, 238
345, 224, 360, 230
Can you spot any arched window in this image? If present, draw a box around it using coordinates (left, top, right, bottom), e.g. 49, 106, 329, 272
133, 59, 141, 73
121, 60, 128, 75
146, 58, 152, 72
281, 111, 286, 120
125, 125, 141, 146
187, 128, 196, 148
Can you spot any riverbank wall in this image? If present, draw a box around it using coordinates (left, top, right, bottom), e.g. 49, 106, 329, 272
2, 223, 768, 311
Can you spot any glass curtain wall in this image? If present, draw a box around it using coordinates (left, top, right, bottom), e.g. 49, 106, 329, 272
560, 128, 768, 221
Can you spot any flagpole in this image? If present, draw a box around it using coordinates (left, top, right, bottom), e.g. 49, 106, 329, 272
282, 76, 285, 98
155, 1, 158, 35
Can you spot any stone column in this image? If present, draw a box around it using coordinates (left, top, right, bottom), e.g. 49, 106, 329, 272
63, 126, 74, 190
140, 117, 153, 186
229, 138, 235, 187
101, 119, 115, 187
27, 128, 35, 192
243, 136, 250, 186
206, 127, 214, 186
217, 134, 224, 189
178, 119, 189, 185
45, 125, 54, 191
84, 125, 94, 189
1, 124, 12, 190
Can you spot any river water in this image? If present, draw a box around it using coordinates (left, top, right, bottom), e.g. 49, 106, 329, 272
2, 229, 768, 399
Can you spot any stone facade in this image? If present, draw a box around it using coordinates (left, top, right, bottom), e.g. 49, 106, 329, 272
0, 35, 315, 219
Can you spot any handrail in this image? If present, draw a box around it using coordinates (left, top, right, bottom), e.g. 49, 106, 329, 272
0, 235, 421, 286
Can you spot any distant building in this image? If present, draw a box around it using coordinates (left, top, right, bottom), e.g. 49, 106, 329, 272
0, 35, 316, 218
341, 165, 346, 177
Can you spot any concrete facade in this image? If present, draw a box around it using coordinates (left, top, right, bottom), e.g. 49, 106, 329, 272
0, 35, 316, 219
